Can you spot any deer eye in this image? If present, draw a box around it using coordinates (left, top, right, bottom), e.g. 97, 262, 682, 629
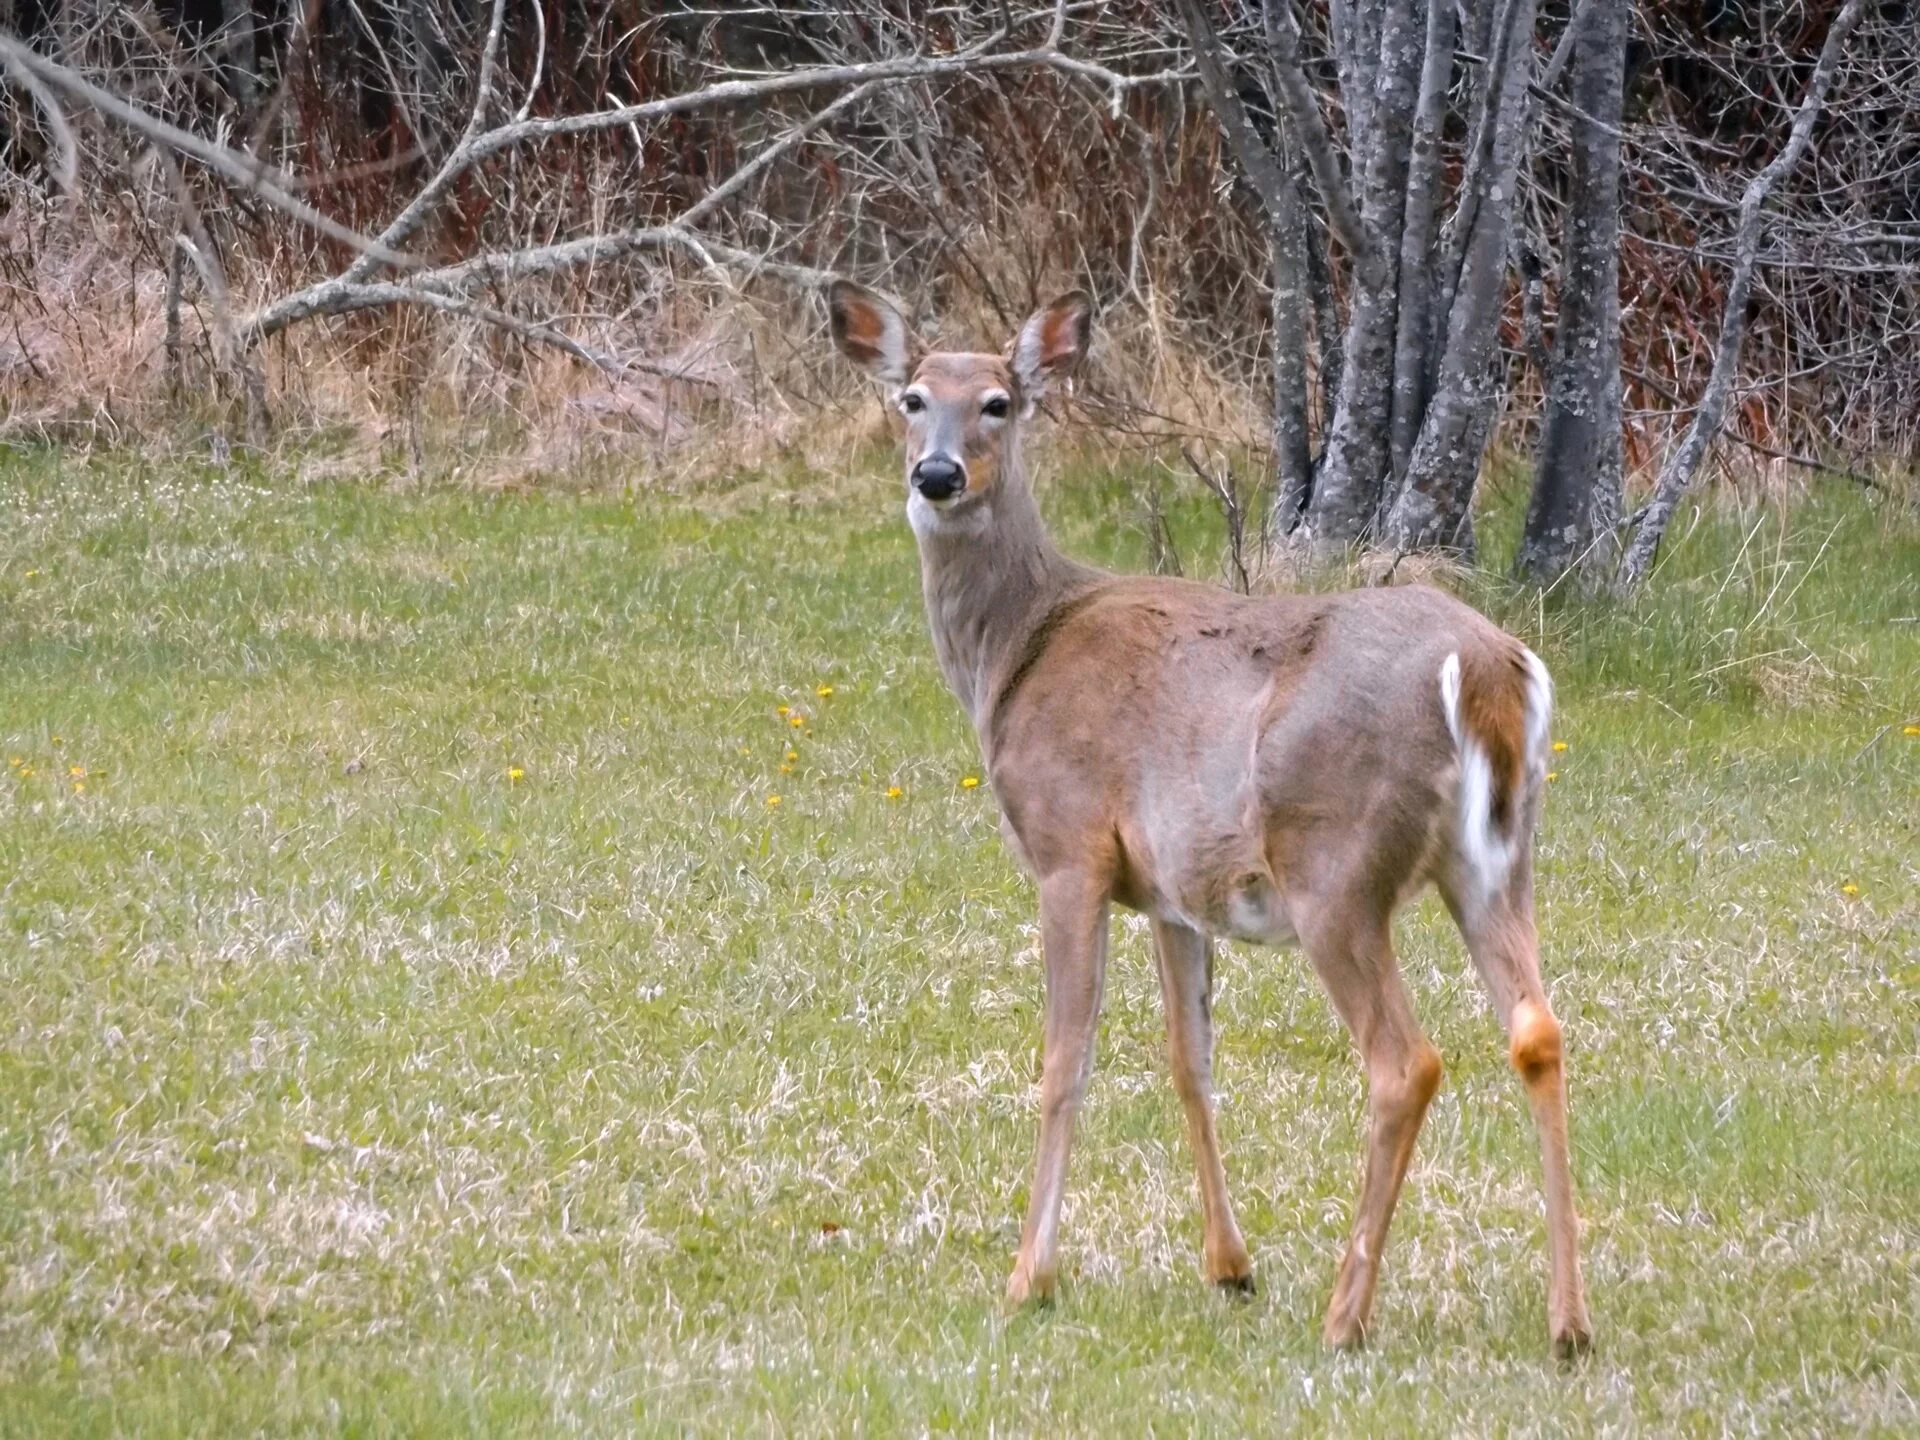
900, 393, 925, 415
982, 395, 1010, 419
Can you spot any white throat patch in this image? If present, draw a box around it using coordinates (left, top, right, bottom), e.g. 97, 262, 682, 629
907, 489, 986, 540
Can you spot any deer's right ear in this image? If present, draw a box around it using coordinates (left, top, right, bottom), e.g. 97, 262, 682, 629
828, 280, 917, 386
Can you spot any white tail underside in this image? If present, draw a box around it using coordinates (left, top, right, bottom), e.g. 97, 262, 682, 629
1438, 649, 1553, 904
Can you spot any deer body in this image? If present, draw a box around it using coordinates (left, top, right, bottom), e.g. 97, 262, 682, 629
830, 283, 1592, 1356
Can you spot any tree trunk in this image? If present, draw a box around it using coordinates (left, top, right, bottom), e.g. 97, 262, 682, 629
1304, 0, 1424, 545
219, 0, 260, 110
1269, 179, 1314, 534
1618, 0, 1866, 590
1383, 0, 1538, 554
1428, 0, 1502, 380
1302, 186, 1342, 439
1518, 0, 1627, 585
1170, 0, 1315, 541
1386, 0, 1456, 489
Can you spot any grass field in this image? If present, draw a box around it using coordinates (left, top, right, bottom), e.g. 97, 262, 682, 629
1, 446, 1915, 1435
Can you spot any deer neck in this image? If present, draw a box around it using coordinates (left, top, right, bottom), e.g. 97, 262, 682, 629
910, 460, 1095, 735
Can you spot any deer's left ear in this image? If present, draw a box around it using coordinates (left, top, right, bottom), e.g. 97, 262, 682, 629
1008, 291, 1092, 408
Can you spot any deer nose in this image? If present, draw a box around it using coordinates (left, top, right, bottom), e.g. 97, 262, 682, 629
911, 457, 965, 501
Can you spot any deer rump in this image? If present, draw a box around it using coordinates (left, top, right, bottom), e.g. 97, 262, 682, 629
987, 580, 1551, 942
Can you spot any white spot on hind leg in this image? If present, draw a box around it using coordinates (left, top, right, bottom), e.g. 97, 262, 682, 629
1226, 875, 1296, 947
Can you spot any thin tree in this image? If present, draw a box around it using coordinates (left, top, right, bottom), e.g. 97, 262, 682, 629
1617, 0, 1868, 590
1516, 0, 1628, 585
1176, 0, 1546, 558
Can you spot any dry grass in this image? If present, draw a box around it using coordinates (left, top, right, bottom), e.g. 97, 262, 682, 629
0, 445, 1915, 1433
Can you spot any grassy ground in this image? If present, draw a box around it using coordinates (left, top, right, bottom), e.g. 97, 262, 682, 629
1, 447, 1915, 1435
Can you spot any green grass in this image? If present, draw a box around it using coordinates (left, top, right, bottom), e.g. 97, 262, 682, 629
1, 448, 1915, 1435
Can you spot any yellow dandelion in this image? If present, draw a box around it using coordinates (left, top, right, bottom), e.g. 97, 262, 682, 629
816, 684, 835, 698
71, 781, 85, 794
6, 755, 19, 767
18, 766, 33, 778
776, 704, 790, 716
1551, 740, 1569, 753
1840, 882, 1860, 897
68, 765, 86, 778
508, 766, 525, 783
961, 775, 981, 790
785, 748, 798, 762
1904, 724, 1920, 737
779, 763, 794, 775
885, 785, 904, 800
1546, 770, 1560, 782
23, 569, 39, 578
766, 794, 783, 808
789, 714, 805, 729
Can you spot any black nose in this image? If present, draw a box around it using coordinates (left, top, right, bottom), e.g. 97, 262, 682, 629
911, 457, 965, 501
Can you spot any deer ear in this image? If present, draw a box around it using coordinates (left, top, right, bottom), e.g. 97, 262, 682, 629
828, 280, 917, 386
1009, 291, 1092, 406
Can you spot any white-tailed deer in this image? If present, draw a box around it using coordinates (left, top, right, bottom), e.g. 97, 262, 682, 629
827, 281, 1592, 1356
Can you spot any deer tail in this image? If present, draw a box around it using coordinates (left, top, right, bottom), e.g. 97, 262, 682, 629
1437, 641, 1552, 905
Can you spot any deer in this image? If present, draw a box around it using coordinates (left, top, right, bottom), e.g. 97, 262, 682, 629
826, 280, 1593, 1357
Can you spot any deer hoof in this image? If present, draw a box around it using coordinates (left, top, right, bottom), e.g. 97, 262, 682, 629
1003, 1259, 1056, 1310
1551, 1317, 1594, 1362
1321, 1309, 1368, 1351
1204, 1242, 1255, 1295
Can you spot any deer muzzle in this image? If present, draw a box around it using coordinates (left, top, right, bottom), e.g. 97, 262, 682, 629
911, 456, 965, 502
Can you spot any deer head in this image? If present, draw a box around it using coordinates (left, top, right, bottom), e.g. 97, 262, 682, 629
828, 280, 1090, 523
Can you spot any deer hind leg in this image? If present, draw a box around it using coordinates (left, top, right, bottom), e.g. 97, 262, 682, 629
1149, 916, 1253, 1292
1447, 882, 1593, 1358
1304, 912, 1444, 1349
1005, 871, 1110, 1308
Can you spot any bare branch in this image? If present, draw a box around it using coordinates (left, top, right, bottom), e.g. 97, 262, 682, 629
1170, 0, 1291, 223
337, 27, 1183, 286
0, 46, 78, 194
1256, 0, 1373, 270
1537, 0, 1596, 94
0, 32, 415, 269
1618, 0, 1870, 590
276, 281, 624, 373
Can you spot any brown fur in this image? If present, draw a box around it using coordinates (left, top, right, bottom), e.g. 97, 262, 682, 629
1456, 638, 1535, 832
826, 281, 1592, 1356
1510, 1000, 1565, 1084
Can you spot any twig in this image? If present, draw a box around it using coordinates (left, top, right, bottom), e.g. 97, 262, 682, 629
0, 33, 415, 268
1619, 0, 1869, 589
1180, 444, 1251, 593
0, 45, 77, 193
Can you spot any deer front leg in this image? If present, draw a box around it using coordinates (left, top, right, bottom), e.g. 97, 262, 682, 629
1005, 872, 1110, 1307
1150, 916, 1253, 1291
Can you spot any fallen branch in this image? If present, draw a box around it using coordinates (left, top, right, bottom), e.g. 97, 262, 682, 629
238, 78, 885, 346
0, 32, 413, 268
4, 6, 1187, 410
